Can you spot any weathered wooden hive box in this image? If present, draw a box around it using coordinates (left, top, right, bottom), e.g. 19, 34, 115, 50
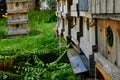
87, 0, 120, 79
6, 0, 28, 36
94, 19, 120, 80
79, 18, 96, 59
56, 0, 64, 36
78, 17, 96, 77
62, 0, 72, 41
70, 0, 80, 46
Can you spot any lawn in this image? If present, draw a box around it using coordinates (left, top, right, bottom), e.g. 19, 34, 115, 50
0, 10, 79, 80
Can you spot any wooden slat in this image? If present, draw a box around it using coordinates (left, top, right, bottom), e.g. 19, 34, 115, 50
6, 0, 27, 2
106, 0, 114, 13
96, 63, 112, 80
91, 0, 96, 14
7, 9, 28, 13
95, 0, 100, 14
88, 0, 92, 13
7, 2, 28, 11
72, 0, 79, 4
71, 11, 79, 17
8, 13, 28, 23
71, 4, 78, 11
117, 22, 120, 68
95, 53, 120, 80
115, 0, 120, 13
7, 21, 28, 24
92, 14, 120, 21
8, 29, 28, 36
100, 0, 106, 13
79, 11, 92, 18
67, 48, 88, 74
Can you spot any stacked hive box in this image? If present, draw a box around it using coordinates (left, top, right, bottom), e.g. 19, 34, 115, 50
62, 0, 72, 42
6, 0, 28, 36
70, 0, 80, 46
56, 0, 64, 37
56, 0, 120, 79
88, 0, 120, 79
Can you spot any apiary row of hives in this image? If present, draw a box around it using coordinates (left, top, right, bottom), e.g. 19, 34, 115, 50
56, 0, 120, 79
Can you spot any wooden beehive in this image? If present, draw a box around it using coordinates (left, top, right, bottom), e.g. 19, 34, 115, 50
78, 17, 96, 77
7, 13, 28, 23
57, 18, 64, 36
71, 17, 81, 45
8, 23, 28, 35
61, 0, 72, 41
6, 0, 28, 36
97, 19, 120, 68
70, 0, 79, 17
80, 17, 96, 59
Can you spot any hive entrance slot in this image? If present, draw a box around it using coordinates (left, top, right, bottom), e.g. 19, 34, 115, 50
106, 26, 113, 47
16, 24, 19, 28
15, 2, 19, 7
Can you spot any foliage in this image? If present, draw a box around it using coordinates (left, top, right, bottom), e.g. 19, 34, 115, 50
0, 18, 7, 39
0, 10, 78, 80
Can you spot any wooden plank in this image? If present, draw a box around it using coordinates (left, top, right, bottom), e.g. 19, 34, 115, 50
91, 0, 96, 14
100, 0, 106, 13
71, 11, 79, 17
7, 21, 27, 24
6, 0, 27, 2
80, 37, 93, 59
72, 0, 79, 4
117, 22, 120, 68
8, 29, 28, 36
95, 53, 120, 80
92, 14, 120, 21
95, 0, 100, 14
67, 48, 88, 74
71, 4, 78, 11
7, 9, 27, 13
71, 18, 80, 42
115, 0, 120, 13
8, 13, 28, 23
79, 18, 96, 59
88, 0, 92, 13
7, 2, 28, 11
96, 63, 112, 80
97, 19, 108, 58
79, 11, 92, 18
106, 0, 114, 13
106, 20, 118, 64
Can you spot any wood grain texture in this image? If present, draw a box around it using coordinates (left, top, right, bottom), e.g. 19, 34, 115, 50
106, 0, 114, 13
8, 24, 28, 35
115, 0, 120, 13
96, 63, 112, 80
7, 2, 28, 12
6, 0, 27, 2
8, 13, 28, 23
95, 53, 120, 80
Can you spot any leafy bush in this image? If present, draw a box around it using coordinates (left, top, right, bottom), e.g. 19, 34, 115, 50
0, 18, 7, 39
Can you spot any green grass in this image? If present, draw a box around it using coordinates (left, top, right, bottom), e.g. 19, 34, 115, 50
0, 22, 57, 52
0, 10, 79, 80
